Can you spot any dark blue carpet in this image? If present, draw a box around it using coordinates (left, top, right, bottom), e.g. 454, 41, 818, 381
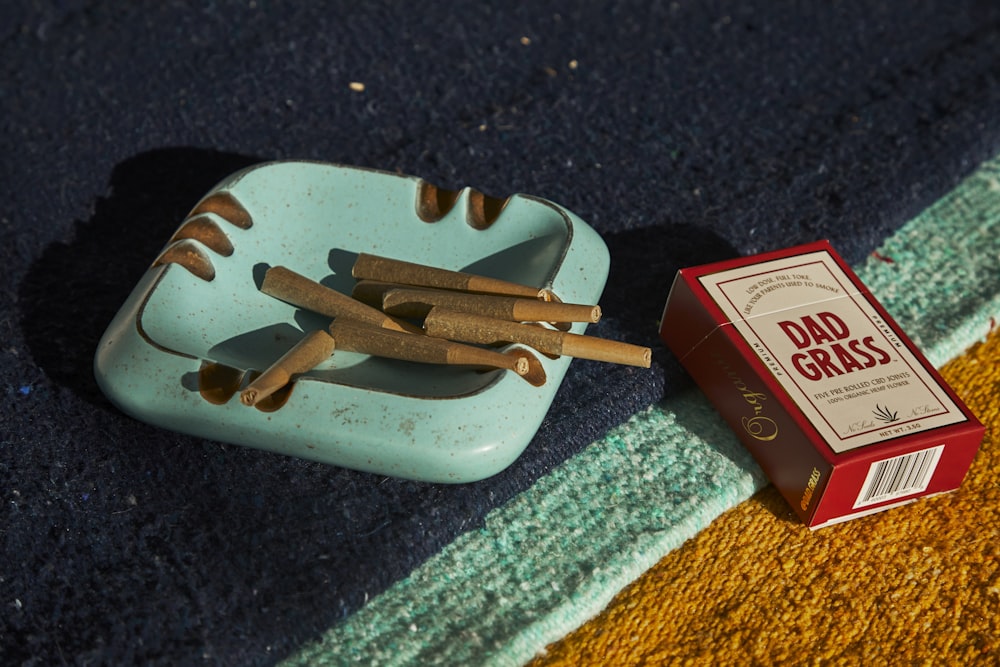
4, 2, 1000, 665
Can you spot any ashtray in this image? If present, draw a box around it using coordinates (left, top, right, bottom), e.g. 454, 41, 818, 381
94, 161, 610, 482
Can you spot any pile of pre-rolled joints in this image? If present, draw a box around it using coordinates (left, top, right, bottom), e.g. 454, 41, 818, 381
239, 253, 650, 406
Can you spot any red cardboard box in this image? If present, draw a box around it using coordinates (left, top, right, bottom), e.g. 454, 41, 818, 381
660, 241, 984, 528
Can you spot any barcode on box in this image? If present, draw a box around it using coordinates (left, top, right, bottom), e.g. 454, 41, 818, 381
853, 445, 945, 509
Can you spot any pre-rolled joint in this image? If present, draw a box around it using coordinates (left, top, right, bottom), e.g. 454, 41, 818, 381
329, 320, 542, 382
239, 329, 336, 408
380, 286, 600, 324
352, 252, 543, 299
262, 266, 421, 334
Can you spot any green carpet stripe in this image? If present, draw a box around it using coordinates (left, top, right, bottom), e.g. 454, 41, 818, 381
859, 159, 1000, 367
282, 158, 1000, 667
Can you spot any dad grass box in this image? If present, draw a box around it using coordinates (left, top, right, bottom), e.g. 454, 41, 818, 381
660, 241, 983, 528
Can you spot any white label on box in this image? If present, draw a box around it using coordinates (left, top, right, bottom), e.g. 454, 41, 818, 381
699, 250, 965, 452
853, 445, 944, 508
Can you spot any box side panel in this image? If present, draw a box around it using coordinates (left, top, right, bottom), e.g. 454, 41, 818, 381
676, 326, 834, 523
810, 422, 985, 526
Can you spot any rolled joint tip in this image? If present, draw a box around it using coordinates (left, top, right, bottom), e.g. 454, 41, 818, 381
512, 356, 530, 376
240, 389, 259, 406
507, 349, 547, 386
590, 305, 602, 323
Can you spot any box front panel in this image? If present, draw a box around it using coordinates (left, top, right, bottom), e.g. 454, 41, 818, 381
697, 248, 967, 453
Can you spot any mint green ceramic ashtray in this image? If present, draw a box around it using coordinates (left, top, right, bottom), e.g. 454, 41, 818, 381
94, 161, 609, 482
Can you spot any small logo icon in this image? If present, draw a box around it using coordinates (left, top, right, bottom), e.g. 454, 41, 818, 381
872, 404, 899, 423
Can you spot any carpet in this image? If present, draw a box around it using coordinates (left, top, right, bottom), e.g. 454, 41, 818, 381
279, 153, 1000, 666
4, 3, 1000, 665
531, 319, 1000, 666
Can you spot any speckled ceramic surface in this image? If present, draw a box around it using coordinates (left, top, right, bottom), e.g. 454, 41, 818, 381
93, 161, 610, 482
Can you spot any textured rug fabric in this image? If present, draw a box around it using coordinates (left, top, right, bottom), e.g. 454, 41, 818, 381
278, 155, 1000, 666
531, 326, 1000, 666
4, 3, 1000, 665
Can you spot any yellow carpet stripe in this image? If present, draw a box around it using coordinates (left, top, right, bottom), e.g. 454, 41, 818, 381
532, 325, 999, 666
